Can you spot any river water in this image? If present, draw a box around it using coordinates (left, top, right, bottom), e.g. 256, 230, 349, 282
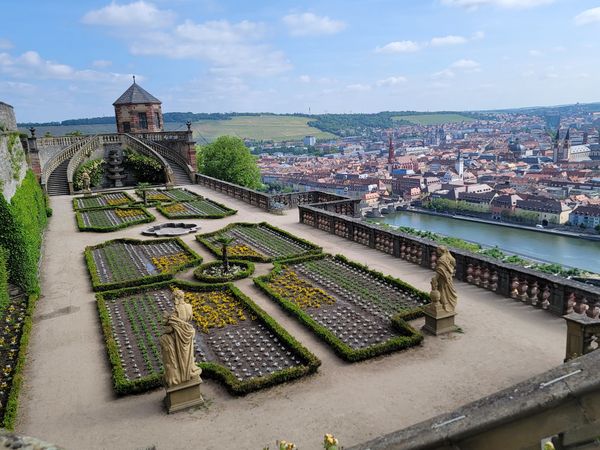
372, 211, 600, 273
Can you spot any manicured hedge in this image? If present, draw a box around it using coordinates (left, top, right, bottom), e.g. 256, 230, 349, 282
96, 280, 321, 395
84, 237, 202, 292
254, 254, 426, 362
2, 294, 38, 429
75, 206, 155, 232
193, 260, 255, 283
0, 170, 48, 294
156, 199, 237, 219
72, 191, 137, 211
0, 247, 9, 317
196, 222, 322, 263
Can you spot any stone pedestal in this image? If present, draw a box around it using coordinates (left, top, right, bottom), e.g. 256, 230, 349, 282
422, 304, 457, 336
164, 376, 203, 414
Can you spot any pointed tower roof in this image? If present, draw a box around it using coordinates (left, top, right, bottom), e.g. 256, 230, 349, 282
113, 77, 161, 105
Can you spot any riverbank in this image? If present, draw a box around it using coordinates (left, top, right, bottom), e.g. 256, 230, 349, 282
405, 207, 600, 242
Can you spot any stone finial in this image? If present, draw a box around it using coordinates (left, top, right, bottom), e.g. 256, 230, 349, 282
186, 120, 192, 132
29, 127, 36, 138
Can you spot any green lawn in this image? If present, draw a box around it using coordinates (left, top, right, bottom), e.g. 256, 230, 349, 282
192, 115, 334, 142
392, 113, 475, 125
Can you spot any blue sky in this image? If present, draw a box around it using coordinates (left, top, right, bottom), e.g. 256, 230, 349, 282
1, 0, 600, 121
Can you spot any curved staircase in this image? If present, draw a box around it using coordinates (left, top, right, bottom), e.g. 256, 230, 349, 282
46, 160, 70, 196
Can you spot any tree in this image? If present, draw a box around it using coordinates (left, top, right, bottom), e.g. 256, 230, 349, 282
197, 136, 262, 189
214, 235, 235, 272
137, 182, 151, 206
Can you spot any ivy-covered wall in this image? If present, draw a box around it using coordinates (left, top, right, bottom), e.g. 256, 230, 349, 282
0, 170, 48, 294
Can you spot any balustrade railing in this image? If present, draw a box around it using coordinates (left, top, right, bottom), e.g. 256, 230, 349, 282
122, 133, 173, 184
299, 204, 600, 317
138, 137, 194, 181
65, 135, 102, 193
41, 135, 97, 189
36, 135, 83, 148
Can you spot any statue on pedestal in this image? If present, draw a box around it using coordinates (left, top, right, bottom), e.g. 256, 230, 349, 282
160, 288, 201, 387
422, 246, 458, 335
160, 288, 203, 413
431, 246, 457, 313
81, 171, 92, 196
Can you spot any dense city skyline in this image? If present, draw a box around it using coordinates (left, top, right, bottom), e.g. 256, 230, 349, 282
1, 0, 600, 121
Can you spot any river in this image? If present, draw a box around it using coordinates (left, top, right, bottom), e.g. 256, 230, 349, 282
371, 211, 600, 273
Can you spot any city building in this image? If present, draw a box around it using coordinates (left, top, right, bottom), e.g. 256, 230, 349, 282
113, 77, 164, 133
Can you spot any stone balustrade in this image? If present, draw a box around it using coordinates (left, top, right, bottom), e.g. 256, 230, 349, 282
299, 204, 600, 317
122, 134, 172, 183
40, 135, 98, 190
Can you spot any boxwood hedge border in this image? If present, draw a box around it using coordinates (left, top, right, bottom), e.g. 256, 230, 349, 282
84, 237, 202, 292
254, 253, 427, 362
75, 206, 156, 232
134, 187, 201, 204
156, 198, 237, 220
196, 222, 322, 263
193, 260, 255, 283
96, 279, 320, 396
72, 191, 137, 211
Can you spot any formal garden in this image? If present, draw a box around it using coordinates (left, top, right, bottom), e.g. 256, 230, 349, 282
255, 254, 427, 361
73, 192, 135, 210
197, 222, 322, 262
85, 238, 201, 291
157, 198, 236, 219
97, 281, 320, 395
135, 187, 201, 203
76, 206, 155, 232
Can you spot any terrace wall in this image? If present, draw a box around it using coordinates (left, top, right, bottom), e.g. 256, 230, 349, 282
195, 173, 361, 216
298, 204, 600, 316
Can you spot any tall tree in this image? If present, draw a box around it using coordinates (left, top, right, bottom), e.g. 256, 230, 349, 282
197, 136, 261, 189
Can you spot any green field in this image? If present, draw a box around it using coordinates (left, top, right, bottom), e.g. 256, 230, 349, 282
392, 113, 475, 125
192, 115, 334, 142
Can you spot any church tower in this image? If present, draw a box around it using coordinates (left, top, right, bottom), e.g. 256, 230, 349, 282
113, 76, 164, 133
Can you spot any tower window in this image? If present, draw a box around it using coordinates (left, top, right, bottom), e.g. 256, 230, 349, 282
155, 111, 161, 128
138, 112, 148, 130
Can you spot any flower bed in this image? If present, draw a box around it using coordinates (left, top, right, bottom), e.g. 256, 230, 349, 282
193, 260, 255, 283
73, 192, 136, 210
197, 222, 322, 262
84, 238, 202, 291
157, 198, 237, 219
76, 207, 155, 232
96, 280, 320, 395
135, 188, 201, 203
254, 254, 427, 361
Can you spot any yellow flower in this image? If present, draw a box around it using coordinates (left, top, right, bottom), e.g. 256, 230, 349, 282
164, 203, 186, 214
151, 252, 191, 273
114, 208, 144, 219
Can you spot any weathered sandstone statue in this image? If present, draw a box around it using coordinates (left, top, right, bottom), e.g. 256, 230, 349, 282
432, 246, 457, 313
160, 288, 203, 412
81, 171, 91, 195
160, 288, 201, 387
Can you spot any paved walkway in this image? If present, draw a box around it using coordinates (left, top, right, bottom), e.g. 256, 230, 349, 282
18, 185, 566, 450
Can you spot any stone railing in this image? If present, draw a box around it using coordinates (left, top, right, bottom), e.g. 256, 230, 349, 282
298, 204, 600, 316
122, 133, 173, 184
350, 349, 600, 450
66, 135, 102, 194
36, 135, 83, 148
195, 173, 361, 215
139, 137, 194, 181
40, 135, 97, 190
133, 131, 189, 142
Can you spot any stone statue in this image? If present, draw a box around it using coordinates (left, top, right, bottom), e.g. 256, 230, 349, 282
160, 289, 201, 387
432, 246, 457, 313
81, 171, 91, 193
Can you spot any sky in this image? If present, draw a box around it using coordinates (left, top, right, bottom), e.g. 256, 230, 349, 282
1, 0, 600, 122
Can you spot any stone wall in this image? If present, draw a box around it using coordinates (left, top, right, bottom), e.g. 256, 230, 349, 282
0, 102, 17, 131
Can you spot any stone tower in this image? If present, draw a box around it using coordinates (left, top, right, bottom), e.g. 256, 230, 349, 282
113, 77, 164, 133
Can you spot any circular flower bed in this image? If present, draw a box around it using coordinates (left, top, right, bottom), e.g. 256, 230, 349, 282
193, 260, 254, 283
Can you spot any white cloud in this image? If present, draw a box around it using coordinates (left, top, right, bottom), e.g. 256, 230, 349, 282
82, 1, 176, 28
282, 12, 346, 37
472, 31, 485, 40
529, 49, 542, 56
346, 83, 371, 92
430, 35, 467, 46
431, 69, 455, 79
376, 76, 407, 86
92, 59, 112, 68
574, 7, 600, 26
375, 40, 421, 53
450, 58, 480, 70
299, 75, 311, 83
0, 39, 12, 50
0, 50, 135, 83
441, 0, 554, 9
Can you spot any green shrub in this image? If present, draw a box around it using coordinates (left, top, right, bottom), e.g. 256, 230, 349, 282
73, 158, 105, 191
0, 171, 47, 293
0, 247, 9, 317
123, 148, 165, 183
75, 206, 155, 232
193, 260, 255, 283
